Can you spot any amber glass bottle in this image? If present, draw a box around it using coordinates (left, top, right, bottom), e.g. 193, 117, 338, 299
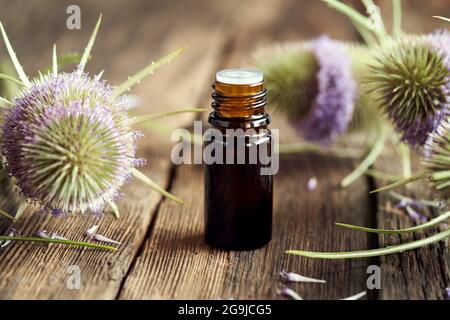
204, 69, 273, 250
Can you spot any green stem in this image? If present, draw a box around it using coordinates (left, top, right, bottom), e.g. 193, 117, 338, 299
399, 143, 411, 178
286, 228, 450, 259
370, 171, 428, 193
278, 142, 362, 158
365, 169, 404, 182
131, 108, 206, 124
336, 210, 450, 234
321, 0, 373, 31
340, 133, 387, 188
0, 236, 118, 251
392, 0, 402, 38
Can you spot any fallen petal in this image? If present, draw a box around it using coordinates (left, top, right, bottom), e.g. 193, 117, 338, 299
340, 291, 367, 300
307, 177, 318, 191
277, 287, 303, 300
280, 271, 326, 283
86, 225, 99, 237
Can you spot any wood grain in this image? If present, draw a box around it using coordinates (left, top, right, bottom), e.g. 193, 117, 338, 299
373, 147, 450, 300
0, 0, 448, 300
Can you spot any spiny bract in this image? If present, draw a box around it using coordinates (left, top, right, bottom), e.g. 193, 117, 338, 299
369, 32, 450, 146
424, 117, 450, 207
1, 72, 145, 215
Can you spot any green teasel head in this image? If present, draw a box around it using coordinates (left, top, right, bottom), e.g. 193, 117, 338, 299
424, 117, 450, 207
368, 32, 450, 146
252, 36, 382, 144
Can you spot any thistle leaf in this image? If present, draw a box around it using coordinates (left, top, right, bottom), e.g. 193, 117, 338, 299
77, 14, 102, 74
113, 47, 187, 98
287, 227, 450, 259
0, 21, 30, 86
0, 236, 118, 251
131, 168, 183, 205
336, 210, 450, 234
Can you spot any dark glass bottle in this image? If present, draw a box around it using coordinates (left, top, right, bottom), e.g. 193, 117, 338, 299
204, 69, 273, 250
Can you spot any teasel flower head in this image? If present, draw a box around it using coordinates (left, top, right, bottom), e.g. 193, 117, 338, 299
253, 35, 378, 144
1, 72, 144, 215
0, 16, 186, 216
369, 31, 450, 146
423, 117, 450, 208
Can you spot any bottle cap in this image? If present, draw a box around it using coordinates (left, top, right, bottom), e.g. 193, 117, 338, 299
216, 68, 263, 85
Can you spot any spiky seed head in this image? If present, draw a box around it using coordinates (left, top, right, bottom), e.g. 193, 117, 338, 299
1, 72, 145, 215
424, 117, 450, 207
253, 36, 375, 144
369, 32, 450, 146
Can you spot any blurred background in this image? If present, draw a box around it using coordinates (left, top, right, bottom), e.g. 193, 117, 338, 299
0, 0, 448, 132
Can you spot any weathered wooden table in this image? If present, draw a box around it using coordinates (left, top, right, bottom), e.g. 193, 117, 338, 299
0, 0, 449, 300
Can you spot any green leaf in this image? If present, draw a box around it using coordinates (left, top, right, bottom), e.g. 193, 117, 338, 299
131, 108, 206, 125
0, 21, 30, 86
287, 228, 450, 259
0, 236, 118, 251
113, 47, 186, 98
392, 0, 402, 38
132, 168, 183, 205
77, 14, 102, 74
336, 210, 450, 234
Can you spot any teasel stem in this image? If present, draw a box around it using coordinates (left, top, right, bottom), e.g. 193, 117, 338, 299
340, 131, 387, 188
0, 236, 118, 251
278, 142, 362, 158
365, 169, 404, 182
286, 227, 450, 259
131, 108, 206, 125
336, 210, 450, 234
399, 143, 412, 177
392, 0, 402, 38
370, 171, 428, 193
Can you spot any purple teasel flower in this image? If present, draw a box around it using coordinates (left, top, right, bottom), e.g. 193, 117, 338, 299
446, 287, 450, 300
298, 36, 357, 144
371, 31, 450, 146
1, 72, 145, 215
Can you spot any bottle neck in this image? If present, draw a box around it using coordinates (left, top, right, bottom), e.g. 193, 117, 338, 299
209, 80, 270, 129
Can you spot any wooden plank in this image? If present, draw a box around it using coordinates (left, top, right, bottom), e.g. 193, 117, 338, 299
373, 148, 450, 300
118, 0, 374, 300
0, 0, 230, 299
